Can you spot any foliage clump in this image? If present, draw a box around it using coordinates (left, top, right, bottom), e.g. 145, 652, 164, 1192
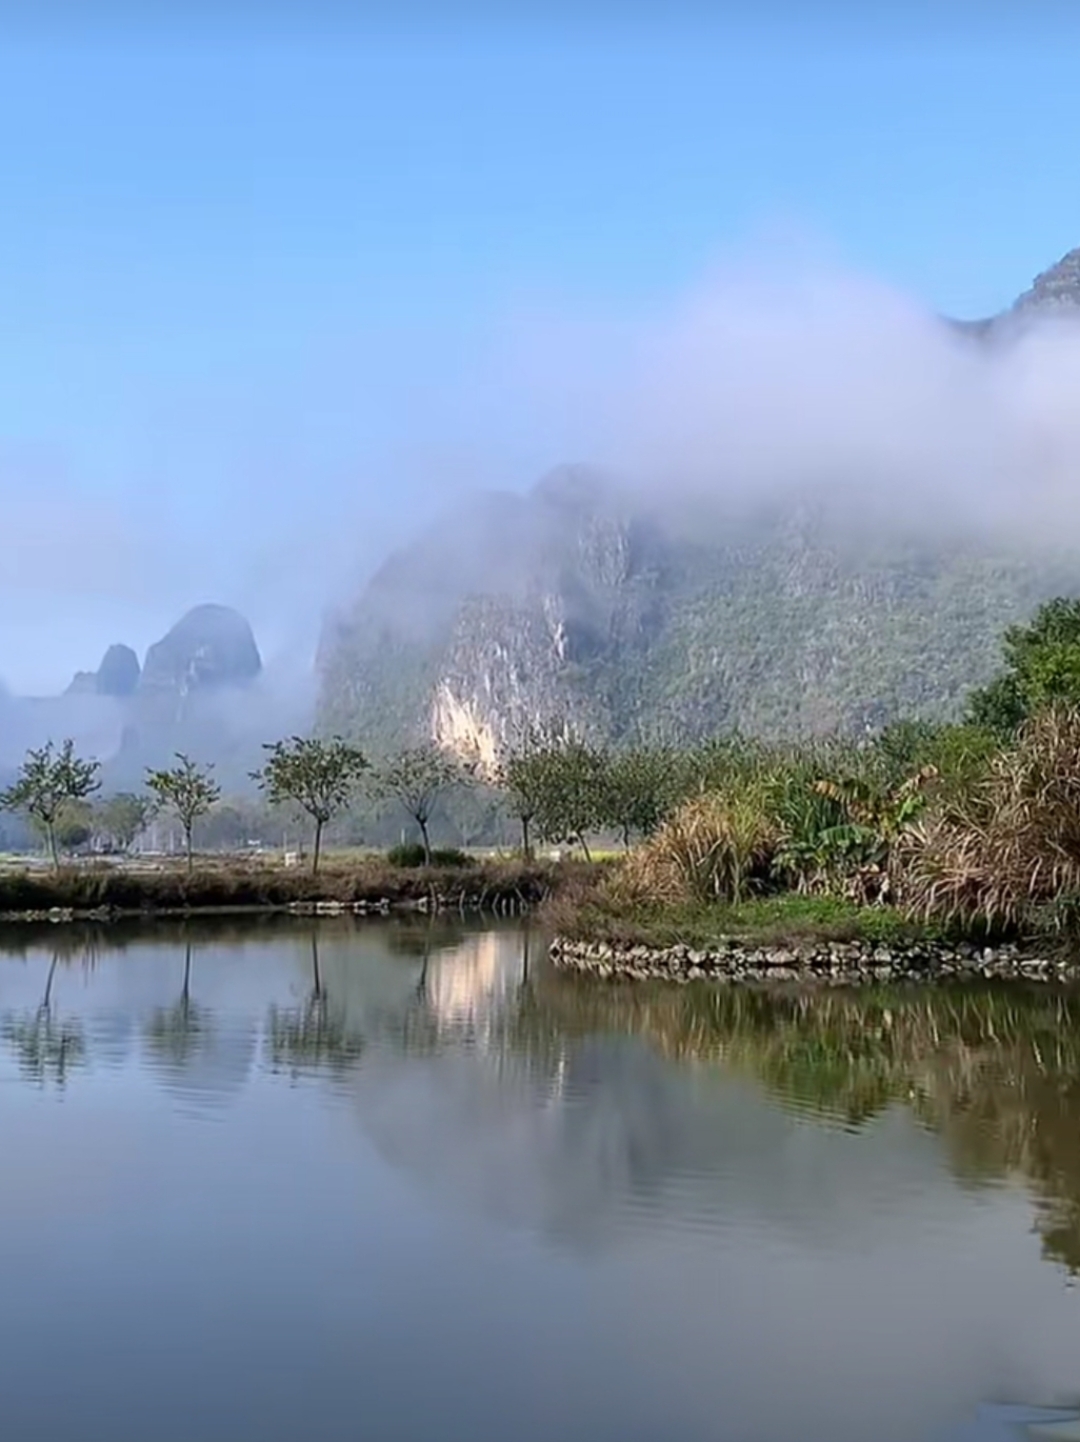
386, 842, 473, 869
969, 597, 1080, 736
252, 735, 368, 874
0, 739, 101, 870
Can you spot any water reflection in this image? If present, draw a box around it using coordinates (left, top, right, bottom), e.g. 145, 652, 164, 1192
4, 920, 1080, 1441
266, 935, 366, 1077
521, 979, 1080, 1274
1, 949, 86, 1086
7, 921, 1080, 1275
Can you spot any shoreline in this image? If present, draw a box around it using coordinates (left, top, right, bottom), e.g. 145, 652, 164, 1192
549, 935, 1078, 985
0, 857, 570, 925
0, 894, 531, 925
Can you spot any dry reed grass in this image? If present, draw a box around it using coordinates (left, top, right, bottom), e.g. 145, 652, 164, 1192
896, 707, 1080, 932
0, 855, 573, 917
612, 788, 780, 905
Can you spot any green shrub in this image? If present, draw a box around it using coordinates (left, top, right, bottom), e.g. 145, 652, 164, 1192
386, 842, 427, 868
386, 843, 474, 869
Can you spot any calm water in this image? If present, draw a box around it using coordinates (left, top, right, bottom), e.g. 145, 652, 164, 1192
3, 919, 1080, 1442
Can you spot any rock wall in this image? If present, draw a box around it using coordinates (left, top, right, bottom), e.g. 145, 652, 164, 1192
550, 936, 1077, 985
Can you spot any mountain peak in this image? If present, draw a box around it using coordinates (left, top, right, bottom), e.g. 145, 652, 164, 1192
140, 604, 262, 698
1011, 247, 1080, 316
951, 247, 1080, 338
65, 642, 140, 698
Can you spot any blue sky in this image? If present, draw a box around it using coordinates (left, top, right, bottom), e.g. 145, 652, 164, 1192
3, 8, 1080, 691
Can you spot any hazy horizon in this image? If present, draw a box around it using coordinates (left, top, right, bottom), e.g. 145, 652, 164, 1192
5, 10, 1080, 693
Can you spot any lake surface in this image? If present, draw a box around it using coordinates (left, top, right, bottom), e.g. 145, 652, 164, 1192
3, 918, 1080, 1442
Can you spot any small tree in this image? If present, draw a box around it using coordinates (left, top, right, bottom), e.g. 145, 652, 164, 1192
497, 725, 563, 859
145, 754, 221, 873
375, 746, 469, 865
598, 746, 680, 849
96, 792, 154, 853
498, 750, 544, 859
1, 739, 101, 870
252, 735, 369, 874
968, 597, 1080, 736
532, 738, 606, 860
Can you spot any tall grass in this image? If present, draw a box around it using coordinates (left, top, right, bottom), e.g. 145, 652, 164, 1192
617, 787, 780, 904
897, 706, 1080, 935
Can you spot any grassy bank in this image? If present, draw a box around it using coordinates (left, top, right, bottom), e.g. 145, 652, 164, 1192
543, 888, 954, 951
0, 856, 582, 919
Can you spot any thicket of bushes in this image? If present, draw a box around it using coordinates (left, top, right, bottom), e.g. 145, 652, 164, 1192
385, 843, 474, 870
539, 599, 1080, 942
555, 706, 1080, 941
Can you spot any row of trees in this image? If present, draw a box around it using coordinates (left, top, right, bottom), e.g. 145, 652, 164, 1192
0, 726, 759, 874
7, 595, 1079, 877
0, 737, 470, 874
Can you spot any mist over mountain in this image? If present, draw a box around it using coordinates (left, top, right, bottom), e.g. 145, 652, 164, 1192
0, 603, 308, 789
12, 246, 1080, 774
317, 248, 1080, 756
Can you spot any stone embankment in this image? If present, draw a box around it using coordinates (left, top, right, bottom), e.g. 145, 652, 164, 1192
550, 936, 1079, 984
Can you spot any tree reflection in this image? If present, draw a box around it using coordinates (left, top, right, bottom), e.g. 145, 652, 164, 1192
143, 942, 208, 1068
13, 918, 1080, 1281
266, 934, 365, 1077
1, 948, 85, 1086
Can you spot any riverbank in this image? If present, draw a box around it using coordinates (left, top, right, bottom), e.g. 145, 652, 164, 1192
549, 934, 1074, 984
545, 892, 1076, 985
0, 856, 577, 923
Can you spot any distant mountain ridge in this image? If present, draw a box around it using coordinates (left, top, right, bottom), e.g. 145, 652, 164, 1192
3, 604, 267, 785
952, 247, 1080, 338
317, 248, 1080, 757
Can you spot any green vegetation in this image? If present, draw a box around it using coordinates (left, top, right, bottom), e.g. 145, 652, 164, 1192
545, 891, 946, 951
145, 754, 222, 873
0, 740, 102, 870
372, 746, 471, 865
525, 607, 1080, 949
252, 735, 368, 874
968, 596, 1080, 735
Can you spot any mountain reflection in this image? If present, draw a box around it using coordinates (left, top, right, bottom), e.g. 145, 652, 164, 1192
511, 976, 1080, 1272
7, 922, 1080, 1274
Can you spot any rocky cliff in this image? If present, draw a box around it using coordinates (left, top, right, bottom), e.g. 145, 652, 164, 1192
318, 477, 1079, 755
136, 604, 261, 721
954, 247, 1080, 338
66, 643, 141, 698
317, 249, 1080, 757
111, 604, 264, 783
